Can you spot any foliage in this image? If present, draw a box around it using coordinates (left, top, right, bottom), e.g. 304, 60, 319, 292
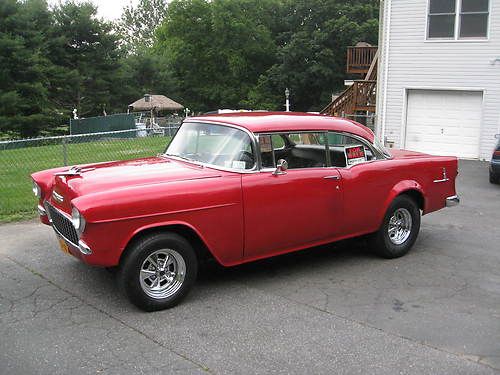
47, 1, 123, 118
116, 0, 169, 53
0, 0, 56, 138
0, 0, 379, 138
247, 0, 380, 112
155, 0, 282, 113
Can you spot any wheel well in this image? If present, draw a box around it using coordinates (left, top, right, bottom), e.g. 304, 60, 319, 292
399, 189, 424, 211
120, 225, 215, 266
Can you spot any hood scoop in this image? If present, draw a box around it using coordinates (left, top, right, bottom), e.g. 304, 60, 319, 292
54, 166, 96, 177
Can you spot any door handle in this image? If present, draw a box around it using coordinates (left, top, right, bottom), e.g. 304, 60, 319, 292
324, 175, 341, 180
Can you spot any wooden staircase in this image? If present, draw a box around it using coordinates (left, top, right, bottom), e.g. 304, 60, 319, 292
321, 46, 378, 118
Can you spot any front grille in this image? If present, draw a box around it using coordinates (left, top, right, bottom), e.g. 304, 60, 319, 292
46, 202, 79, 245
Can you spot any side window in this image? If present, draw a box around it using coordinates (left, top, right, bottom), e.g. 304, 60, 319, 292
271, 134, 285, 150
259, 132, 327, 169
328, 132, 376, 167
259, 135, 275, 168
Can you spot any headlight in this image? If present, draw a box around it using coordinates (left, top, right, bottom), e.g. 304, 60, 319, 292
71, 206, 86, 234
32, 180, 41, 198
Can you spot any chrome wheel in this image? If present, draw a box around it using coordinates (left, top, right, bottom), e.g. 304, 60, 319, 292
388, 208, 412, 245
139, 249, 186, 300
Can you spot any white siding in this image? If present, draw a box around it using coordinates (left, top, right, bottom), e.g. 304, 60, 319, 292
377, 0, 500, 160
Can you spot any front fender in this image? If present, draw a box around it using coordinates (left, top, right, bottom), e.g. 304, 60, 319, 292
74, 176, 244, 267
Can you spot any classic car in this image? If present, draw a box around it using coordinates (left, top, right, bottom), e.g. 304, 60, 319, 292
31, 112, 460, 311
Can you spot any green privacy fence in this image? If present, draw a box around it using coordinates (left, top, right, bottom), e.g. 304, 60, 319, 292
70, 113, 136, 137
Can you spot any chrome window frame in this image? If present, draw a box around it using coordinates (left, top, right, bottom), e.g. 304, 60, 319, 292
164, 121, 389, 174
163, 120, 261, 174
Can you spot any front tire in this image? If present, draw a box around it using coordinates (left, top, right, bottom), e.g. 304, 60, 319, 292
119, 232, 198, 311
370, 195, 421, 259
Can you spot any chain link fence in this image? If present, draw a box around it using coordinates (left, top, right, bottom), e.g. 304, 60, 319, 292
0, 125, 180, 222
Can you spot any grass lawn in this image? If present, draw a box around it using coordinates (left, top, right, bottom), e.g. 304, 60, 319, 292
0, 135, 170, 223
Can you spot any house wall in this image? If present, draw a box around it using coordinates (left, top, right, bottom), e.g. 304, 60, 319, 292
376, 0, 500, 160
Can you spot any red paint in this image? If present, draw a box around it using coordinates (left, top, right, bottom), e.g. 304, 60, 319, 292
31, 113, 458, 268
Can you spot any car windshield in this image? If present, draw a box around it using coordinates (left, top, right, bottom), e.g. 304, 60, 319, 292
165, 122, 256, 170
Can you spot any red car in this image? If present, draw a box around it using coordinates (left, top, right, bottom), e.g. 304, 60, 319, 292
31, 112, 459, 311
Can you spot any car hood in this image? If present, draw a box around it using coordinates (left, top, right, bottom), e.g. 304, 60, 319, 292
50, 157, 224, 208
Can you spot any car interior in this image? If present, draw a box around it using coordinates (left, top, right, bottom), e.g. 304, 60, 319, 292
260, 133, 375, 169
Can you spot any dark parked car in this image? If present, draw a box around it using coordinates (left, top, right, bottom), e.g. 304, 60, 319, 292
490, 135, 500, 184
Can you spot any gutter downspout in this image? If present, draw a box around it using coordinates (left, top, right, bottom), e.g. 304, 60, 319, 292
381, 0, 391, 146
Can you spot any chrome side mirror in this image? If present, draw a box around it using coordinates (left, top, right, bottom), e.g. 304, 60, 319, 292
273, 159, 288, 175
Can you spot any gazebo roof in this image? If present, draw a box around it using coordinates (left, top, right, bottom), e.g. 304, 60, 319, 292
129, 94, 184, 112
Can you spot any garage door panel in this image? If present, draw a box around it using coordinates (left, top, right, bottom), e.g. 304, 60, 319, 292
405, 90, 482, 158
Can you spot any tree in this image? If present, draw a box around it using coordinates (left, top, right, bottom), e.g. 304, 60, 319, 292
47, 1, 123, 118
247, 0, 379, 112
0, 0, 58, 138
116, 0, 169, 53
155, 0, 282, 112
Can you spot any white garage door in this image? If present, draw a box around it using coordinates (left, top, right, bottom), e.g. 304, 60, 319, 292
405, 90, 482, 158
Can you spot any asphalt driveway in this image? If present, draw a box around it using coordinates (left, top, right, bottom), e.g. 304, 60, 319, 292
1, 160, 499, 374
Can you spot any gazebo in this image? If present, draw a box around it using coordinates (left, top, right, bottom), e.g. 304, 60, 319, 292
128, 94, 184, 133
128, 94, 184, 114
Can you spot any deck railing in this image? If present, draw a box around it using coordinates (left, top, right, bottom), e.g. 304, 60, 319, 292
321, 80, 377, 117
346, 46, 378, 74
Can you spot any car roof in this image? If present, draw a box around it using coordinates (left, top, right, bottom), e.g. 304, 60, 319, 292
187, 112, 375, 142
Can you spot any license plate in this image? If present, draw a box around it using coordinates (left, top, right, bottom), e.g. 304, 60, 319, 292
58, 237, 71, 255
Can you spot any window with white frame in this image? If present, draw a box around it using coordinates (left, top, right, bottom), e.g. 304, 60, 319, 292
427, 0, 489, 39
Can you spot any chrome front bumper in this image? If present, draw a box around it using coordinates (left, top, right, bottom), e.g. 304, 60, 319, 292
445, 195, 460, 207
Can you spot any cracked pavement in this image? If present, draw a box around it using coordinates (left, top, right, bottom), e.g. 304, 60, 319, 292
0, 160, 499, 374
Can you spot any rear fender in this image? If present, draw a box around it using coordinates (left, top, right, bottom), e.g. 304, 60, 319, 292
378, 180, 426, 226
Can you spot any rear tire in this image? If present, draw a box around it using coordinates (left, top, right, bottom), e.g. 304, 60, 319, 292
119, 232, 198, 311
370, 195, 421, 259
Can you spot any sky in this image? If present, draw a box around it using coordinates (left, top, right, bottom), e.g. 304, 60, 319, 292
48, 0, 139, 21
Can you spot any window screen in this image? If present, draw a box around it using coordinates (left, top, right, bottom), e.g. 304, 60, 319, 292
428, 0, 456, 39
459, 0, 489, 38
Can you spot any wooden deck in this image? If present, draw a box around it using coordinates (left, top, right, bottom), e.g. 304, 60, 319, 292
346, 46, 378, 75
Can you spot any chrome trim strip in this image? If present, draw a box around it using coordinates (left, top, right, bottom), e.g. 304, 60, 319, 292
445, 195, 460, 207
37, 204, 47, 216
52, 190, 64, 203
433, 178, 450, 183
434, 168, 449, 183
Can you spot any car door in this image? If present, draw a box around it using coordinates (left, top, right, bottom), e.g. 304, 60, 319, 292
328, 131, 392, 236
241, 132, 343, 260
